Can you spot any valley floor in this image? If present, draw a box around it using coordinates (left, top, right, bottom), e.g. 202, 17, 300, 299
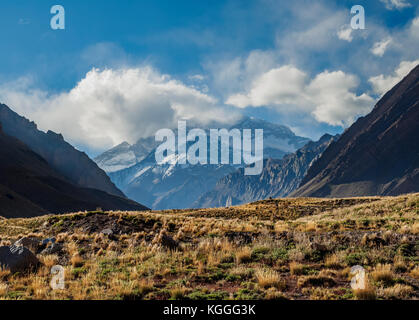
0, 194, 418, 300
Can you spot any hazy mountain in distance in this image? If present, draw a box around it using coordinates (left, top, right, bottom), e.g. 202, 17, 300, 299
0, 123, 148, 218
292, 64, 419, 198
94, 137, 159, 173
0, 103, 124, 197
106, 117, 311, 209
95, 117, 310, 173
193, 134, 339, 208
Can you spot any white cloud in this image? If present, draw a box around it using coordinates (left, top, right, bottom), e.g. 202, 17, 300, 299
409, 17, 419, 38
337, 26, 353, 42
380, 0, 411, 10
188, 74, 205, 81
371, 38, 392, 57
226, 65, 375, 127
369, 59, 419, 96
307, 71, 374, 126
205, 50, 279, 97
226, 66, 309, 109
0, 67, 241, 151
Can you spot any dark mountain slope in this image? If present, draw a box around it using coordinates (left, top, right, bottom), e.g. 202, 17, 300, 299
0, 103, 124, 197
0, 124, 148, 218
292, 64, 419, 197
193, 134, 338, 208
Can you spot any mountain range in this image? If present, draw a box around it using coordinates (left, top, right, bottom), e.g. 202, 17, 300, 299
193, 133, 339, 208
98, 118, 311, 209
2, 63, 418, 217
94, 137, 159, 173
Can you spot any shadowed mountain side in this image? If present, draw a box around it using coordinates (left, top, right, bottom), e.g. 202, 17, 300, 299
292, 64, 419, 198
0, 103, 124, 197
0, 125, 148, 218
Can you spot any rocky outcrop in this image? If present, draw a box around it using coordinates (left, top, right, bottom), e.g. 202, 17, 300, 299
0, 245, 39, 273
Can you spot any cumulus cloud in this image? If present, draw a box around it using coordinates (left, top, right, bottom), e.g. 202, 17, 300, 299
0, 67, 241, 151
369, 59, 419, 96
307, 71, 374, 126
205, 50, 279, 98
226, 66, 308, 109
337, 26, 353, 42
380, 0, 411, 10
226, 65, 375, 127
371, 38, 392, 57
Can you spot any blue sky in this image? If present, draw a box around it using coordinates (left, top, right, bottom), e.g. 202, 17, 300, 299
0, 0, 418, 155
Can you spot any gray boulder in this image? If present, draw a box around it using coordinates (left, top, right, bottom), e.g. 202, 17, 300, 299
14, 237, 40, 253
0, 245, 39, 273
41, 243, 63, 255
101, 228, 113, 236
41, 238, 56, 246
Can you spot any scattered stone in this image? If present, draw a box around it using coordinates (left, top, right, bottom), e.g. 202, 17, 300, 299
101, 228, 113, 236
14, 237, 40, 253
41, 243, 63, 255
41, 238, 56, 245
0, 245, 39, 273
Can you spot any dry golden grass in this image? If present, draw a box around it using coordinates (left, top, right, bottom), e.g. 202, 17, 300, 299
235, 247, 252, 264
70, 254, 84, 268
371, 264, 394, 283
290, 262, 307, 275
378, 284, 414, 299
0, 193, 417, 300
410, 266, 419, 279
324, 253, 343, 269
353, 286, 377, 300
297, 275, 336, 288
255, 268, 285, 290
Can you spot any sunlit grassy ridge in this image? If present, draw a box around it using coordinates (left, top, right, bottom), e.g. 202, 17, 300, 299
0, 193, 418, 300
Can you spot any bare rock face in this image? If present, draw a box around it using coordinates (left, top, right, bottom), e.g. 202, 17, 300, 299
0, 245, 40, 273
14, 237, 41, 254
293, 64, 419, 198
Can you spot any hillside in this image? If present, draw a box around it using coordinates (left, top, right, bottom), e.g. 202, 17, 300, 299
292, 64, 419, 197
0, 124, 148, 218
0, 193, 417, 300
0, 103, 124, 197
